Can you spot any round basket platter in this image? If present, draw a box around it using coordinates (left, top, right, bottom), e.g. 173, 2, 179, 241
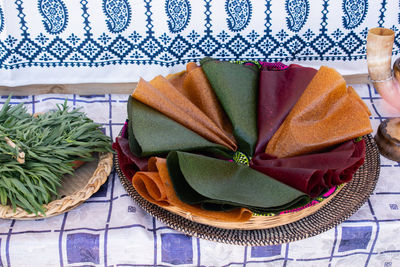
0, 152, 114, 220
115, 135, 380, 246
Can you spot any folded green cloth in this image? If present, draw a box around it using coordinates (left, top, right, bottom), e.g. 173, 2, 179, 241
201, 58, 259, 156
127, 96, 232, 158
167, 151, 310, 213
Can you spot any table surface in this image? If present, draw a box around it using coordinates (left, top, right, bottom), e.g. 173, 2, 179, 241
0, 84, 400, 267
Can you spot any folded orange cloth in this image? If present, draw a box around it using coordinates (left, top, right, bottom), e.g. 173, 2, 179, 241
132, 63, 236, 151
132, 157, 253, 222
265, 66, 372, 158
166, 62, 234, 135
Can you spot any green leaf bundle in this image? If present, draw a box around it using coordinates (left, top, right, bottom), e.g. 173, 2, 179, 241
0, 96, 112, 215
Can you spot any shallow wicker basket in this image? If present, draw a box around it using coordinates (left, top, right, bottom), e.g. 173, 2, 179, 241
115, 134, 380, 245
0, 152, 113, 220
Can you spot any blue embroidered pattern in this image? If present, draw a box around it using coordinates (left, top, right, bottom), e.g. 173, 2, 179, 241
102, 0, 131, 33
0, 0, 399, 70
378, 0, 387, 27
342, 0, 368, 29
166, 0, 191, 33
225, 0, 252, 32
285, 0, 309, 32
0, 5, 4, 33
38, 0, 68, 35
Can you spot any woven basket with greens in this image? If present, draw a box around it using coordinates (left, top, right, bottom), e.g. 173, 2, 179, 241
0, 97, 112, 215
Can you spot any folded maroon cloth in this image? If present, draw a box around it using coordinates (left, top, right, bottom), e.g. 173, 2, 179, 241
250, 139, 366, 197
112, 136, 149, 180
255, 64, 317, 154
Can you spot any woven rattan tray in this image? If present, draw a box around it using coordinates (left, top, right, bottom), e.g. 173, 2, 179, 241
0, 152, 113, 220
116, 134, 380, 245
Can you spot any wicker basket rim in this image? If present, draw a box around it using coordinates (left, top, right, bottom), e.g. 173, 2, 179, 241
0, 152, 114, 220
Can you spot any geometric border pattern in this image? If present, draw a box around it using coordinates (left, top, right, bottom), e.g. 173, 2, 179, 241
1, 0, 399, 70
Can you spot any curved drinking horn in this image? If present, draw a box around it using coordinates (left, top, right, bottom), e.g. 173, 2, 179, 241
367, 27, 400, 112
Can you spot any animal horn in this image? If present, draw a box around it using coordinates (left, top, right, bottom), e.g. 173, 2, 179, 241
367, 27, 400, 112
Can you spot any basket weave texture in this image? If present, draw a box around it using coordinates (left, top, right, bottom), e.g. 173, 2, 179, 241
0, 152, 113, 220
115, 135, 380, 245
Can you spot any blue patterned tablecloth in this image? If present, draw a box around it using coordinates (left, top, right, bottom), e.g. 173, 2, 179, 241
0, 0, 399, 86
0, 84, 400, 267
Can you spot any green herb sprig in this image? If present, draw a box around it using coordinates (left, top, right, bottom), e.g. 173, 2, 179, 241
0, 96, 112, 214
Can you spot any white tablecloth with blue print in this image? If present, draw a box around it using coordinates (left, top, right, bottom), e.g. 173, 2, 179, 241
0, 0, 399, 86
0, 83, 400, 267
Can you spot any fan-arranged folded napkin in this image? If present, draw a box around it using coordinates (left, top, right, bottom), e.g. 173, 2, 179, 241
132, 157, 253, 222
255, 64, 317, 154
251, 139, 366, 197
114, 59, 372, 222
265, 66, 372, 158
166, 151, 310, 213
201, 57, 259, 156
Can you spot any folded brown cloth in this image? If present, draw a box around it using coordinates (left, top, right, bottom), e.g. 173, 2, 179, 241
166, 62, 234, 135
255, 64, 317, 154
132, 63, 236, 151
132, 157, 253, 222
251, 139, 366, 197
349, 86, 372, 116
265, 66, 372, 158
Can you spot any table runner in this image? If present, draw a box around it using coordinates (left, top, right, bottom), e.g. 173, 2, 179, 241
0, 83, 399, 266
0, 0, 399, 86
